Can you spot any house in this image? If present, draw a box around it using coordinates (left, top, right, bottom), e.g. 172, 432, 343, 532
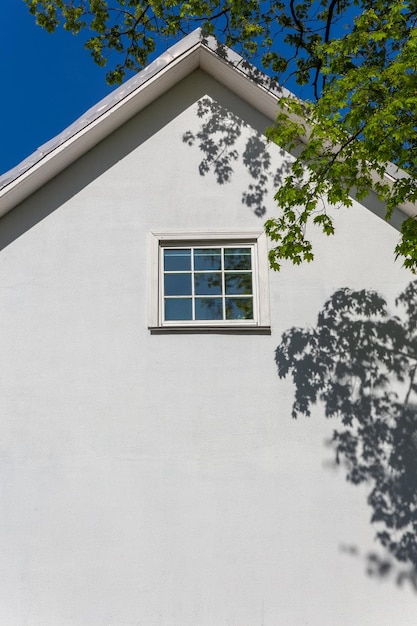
0, 29, 415, 625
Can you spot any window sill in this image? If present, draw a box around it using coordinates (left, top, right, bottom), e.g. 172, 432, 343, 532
148, 325, 271, 334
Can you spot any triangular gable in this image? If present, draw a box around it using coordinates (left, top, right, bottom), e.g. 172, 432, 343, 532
0, 29, 413, 223
0, 30, 290, 218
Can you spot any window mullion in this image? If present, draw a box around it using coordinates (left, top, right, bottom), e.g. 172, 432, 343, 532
160, 245, 164, 324
221, 247, 225, 321
191, 247, 195, 321
251, 245, 257, 321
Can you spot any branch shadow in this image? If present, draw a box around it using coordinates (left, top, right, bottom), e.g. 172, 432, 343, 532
275, 281, 417, 589
187, 40, 408, 232
201, 38, 282, 93
340, 544, 417, 592
182, 97, 291, 217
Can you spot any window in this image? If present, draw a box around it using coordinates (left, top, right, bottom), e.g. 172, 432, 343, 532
148, 231, 270, 330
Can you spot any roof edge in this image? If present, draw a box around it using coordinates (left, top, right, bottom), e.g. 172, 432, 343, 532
0, 29, 415, 222
0, 29, 205, 214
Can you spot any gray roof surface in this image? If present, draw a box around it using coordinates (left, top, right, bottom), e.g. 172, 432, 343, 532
0, 30, 203, 191
0, 28, 411, 215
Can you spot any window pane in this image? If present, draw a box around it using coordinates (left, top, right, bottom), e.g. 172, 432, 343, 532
194, 248, 221, 271
195, 298, 223, 320
225, 272, 253, 295
226, 297, 253, 320
164, 249, 191, 271
224, 248, 252, 270
194, 272, 222, 295
164, 273, 192, 296
165, 298, 192, 320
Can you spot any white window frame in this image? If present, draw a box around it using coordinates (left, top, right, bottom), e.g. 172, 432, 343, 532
148, 231, 270, 331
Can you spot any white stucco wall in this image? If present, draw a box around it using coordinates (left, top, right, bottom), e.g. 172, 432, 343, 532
0, 70, 415, 625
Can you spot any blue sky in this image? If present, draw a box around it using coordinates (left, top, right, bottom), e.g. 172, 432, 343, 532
1, 2, 324, 178
0, 2, 127, 176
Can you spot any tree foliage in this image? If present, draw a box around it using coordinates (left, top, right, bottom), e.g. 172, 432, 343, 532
25, 0, 417, 269
276, 281, 417, 570
266, 0, 417, 271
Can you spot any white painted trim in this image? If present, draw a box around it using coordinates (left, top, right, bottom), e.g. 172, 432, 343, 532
1, 30, 413, 222
150, 230, 266, 243
0, 45, 201, 217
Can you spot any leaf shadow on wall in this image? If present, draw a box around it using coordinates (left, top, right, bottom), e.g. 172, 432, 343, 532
182, 97, 292, 217
275, 281, 417, 591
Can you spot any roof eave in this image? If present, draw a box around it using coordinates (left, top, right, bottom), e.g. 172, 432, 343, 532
0, 30, 414, 222
0, 36, 205, 218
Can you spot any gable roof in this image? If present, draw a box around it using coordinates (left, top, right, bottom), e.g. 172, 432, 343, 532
0, 29, 414, 221
0, 29, 288, 219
